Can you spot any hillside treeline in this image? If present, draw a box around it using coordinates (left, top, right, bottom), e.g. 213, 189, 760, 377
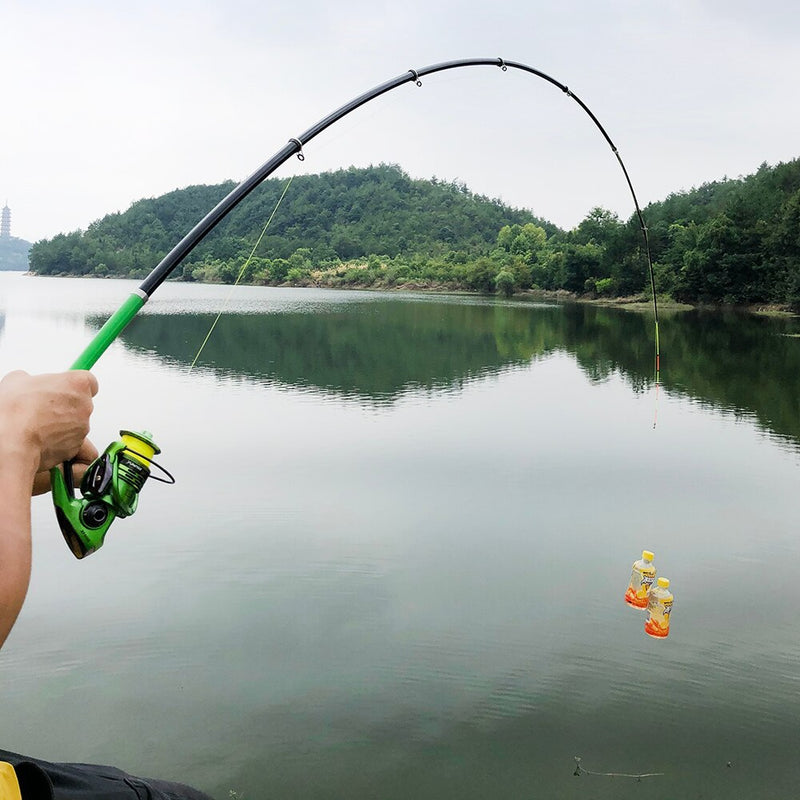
645, 159, 800, 305
0, 237, 31, 271
29, 164, 545, 280
28, 159, 800, 307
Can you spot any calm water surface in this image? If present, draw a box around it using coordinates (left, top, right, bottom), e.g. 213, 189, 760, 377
1, 272, 799, 799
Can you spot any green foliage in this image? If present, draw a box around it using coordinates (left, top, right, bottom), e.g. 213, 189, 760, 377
645, 159, 800, 306
30, 165, 546, 279
595, 277, 616, 297
26, 158, 800, 306
494, 270, 516, 297
465, 258, 497, 293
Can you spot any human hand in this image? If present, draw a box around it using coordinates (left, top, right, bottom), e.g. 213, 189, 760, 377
0, 370, 99, 478
31, 438, 100, 496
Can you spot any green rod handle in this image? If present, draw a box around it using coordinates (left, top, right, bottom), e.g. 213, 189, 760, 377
70, 292, 146, 370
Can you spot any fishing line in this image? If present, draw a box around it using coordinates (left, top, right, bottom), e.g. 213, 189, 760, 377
653, 378, 660, 429
573, 756, 664, 781
188, 174, 295, 371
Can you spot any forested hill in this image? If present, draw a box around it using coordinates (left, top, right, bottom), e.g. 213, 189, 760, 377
28, 158, 800, 308
640, 158, 800, 305
28, 164, 549, 278
0, 237, 31, 270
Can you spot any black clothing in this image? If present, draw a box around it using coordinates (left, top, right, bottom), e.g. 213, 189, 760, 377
0, 750, 213, 800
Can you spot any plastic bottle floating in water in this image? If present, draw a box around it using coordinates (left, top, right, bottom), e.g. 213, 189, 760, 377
645, 577, 673, 638
624, 550, 656, 609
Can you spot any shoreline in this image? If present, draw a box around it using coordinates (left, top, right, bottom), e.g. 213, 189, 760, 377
18, 269, 799, 318
386, 284, 799, 317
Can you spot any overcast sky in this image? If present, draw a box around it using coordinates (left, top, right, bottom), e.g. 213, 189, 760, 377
1, 0, 798, 243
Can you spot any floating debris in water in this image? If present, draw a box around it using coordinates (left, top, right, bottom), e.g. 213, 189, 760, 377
573, 756, 664, 781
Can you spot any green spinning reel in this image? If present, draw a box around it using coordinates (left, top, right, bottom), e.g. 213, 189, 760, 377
52, 430, 175, 559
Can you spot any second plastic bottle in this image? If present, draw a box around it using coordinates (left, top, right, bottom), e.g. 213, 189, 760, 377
645, 577, 673, 638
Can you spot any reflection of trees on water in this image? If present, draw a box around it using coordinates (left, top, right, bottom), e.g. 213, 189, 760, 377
118, 301, 549, 401
106, 299, 800, 445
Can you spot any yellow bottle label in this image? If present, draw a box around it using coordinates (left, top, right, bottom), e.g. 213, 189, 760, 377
624, 564, 656, 608
645, 594, 673, 638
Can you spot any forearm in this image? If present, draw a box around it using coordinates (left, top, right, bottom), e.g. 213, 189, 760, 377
0, 442, 38, 649
0, 370, 98, 650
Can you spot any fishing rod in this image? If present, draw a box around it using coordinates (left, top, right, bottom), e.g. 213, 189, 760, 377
51, 56, 660, 558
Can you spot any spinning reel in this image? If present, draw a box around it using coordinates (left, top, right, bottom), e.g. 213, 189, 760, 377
51, 430, 174, 559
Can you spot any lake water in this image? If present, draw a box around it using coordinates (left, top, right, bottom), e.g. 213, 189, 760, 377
1, 272, 799, 799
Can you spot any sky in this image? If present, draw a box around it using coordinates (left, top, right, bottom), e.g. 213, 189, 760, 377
1, 0, 798, 243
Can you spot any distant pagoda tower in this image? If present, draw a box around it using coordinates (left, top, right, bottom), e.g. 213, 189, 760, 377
1, 202, 10, 239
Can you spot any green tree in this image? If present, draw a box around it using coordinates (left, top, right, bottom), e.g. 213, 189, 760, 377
466, 258, 497, 293
495, 270, 516, 297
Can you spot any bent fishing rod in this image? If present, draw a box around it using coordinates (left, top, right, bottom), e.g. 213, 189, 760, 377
51, 56, 660, 559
